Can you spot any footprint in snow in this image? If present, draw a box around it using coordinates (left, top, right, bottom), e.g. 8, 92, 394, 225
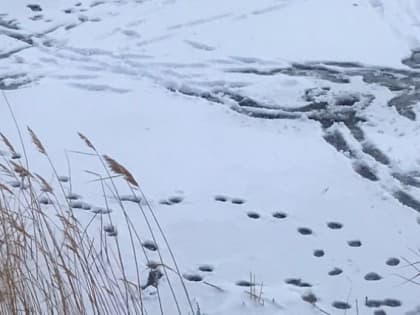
365, 297, 402, 308
69, 200, 91, 210
297, 227, 313, 235
327, 221, 343, 230
103, 224, 117, 236
246, 211, 260, 219
66, 192, 82, 200
302, 292, 318, 304
385, 257, 400, 266
27, 4, 42, 12
214, 195, 246, 205
235, 280, 255, 287
364, 272, 382, 281
332, 301, 351, 310
313, 249, 325, 257
9, 181, 29, 189
382, 299, 402, 307
347, 240, 362, 247
214, 195, 228, 202
142, 240, 158, 252
183, 274, 203, 282
39, 196, 54, 205
365, 299, 382, 308
272, 211, 287, 219
285, 278, 312, 287
91, 207, 112, 215
159, 195, 184, 205
328, 267, 343, 276
11, 152, 21, 159
79, 15, 89, 22
198, 265, 214, 272
231, 197, 245, 205
58, 175, 70, 183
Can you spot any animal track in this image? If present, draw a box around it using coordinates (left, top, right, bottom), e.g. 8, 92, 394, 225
27, 4, 42, 12
366, 299, 383, 308
327, 222, 343, 230
11, 153, 21, 159
328, 267, 343, 276
313, 249, 325, 257
272, 212, 287, 219
347, 240, 362, 247
332, 301, 351, 310
383, 299, 402, 307
9, 181, 29, 189
198, 265, 214, 272
104, 225, 117, 236
302, 293, 318, 304
297, 227, 313, 235
285, 278, 312, 287
58, 176, 70, 183
365, 298, 402, 308
235, 280, 255, 287
39, 196, 54, 205
91, 207, 112, 215
169, 196, 183, 203
386, 257, 400, 266
214, 195, 228, 202
66, 192, 81, 200
364, 272, 382, 281
142, 241, 158, 251
69, 200, 91, 210
231, 198, 245, 205
146, 261, 160, 269
160, 196, 183, 205
107, 230, 118, 237
246, 212, 260, 219
183, 274, 203, 282
9, 181, 22, 188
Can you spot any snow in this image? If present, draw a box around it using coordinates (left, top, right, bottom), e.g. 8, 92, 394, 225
1, 0, 420, 314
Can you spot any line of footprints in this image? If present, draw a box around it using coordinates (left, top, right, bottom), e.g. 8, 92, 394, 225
178, 194, 403, 315
40, 185, 403, 315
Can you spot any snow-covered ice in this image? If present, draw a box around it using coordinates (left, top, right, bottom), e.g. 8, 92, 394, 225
1, 0, 420, 314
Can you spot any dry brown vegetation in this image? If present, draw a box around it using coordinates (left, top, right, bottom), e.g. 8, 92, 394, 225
0, 120, 194, 314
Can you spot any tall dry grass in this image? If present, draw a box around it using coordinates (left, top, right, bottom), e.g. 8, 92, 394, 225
0, 92, 195, 315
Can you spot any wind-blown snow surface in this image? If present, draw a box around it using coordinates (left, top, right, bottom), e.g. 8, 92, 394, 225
1, 0, 420, 314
